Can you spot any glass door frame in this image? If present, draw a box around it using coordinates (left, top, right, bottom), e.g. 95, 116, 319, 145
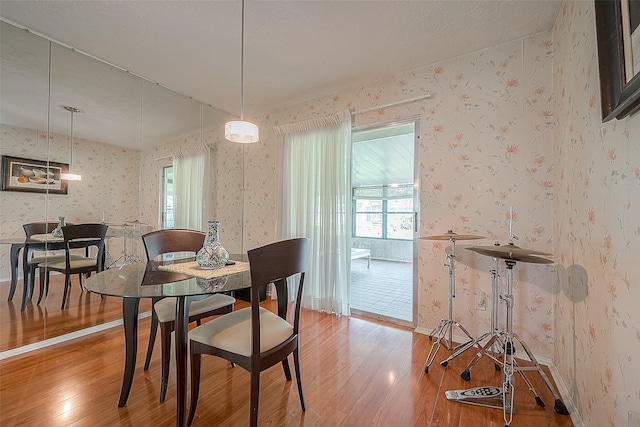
350, 117, 420, 327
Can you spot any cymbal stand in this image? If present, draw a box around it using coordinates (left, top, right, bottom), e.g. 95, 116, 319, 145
423, 237, 475, 373
110, 222, 143, 268
482, 260, 567, 426
439, 254, 503, 369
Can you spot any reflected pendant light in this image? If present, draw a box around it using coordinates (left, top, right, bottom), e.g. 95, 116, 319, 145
225, 0, 259, 143
61, 106, 82, 181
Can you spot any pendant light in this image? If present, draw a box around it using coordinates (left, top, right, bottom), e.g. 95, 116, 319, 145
225, 0, 259, 143
61, 106, 82, 181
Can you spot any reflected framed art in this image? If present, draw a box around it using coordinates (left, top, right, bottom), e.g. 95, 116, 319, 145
1, 155, 69, 194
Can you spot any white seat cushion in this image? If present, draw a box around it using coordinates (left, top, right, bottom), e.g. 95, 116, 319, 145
47, 258, 98, 270
189, 307, 294, 357
154, 294, 236, 323
30, 254, 84, 266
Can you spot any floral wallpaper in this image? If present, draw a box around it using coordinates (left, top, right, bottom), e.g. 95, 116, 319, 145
553, 2, 640, 426
0, 124, 140, 279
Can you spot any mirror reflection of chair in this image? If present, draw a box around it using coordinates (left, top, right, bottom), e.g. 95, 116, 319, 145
141, 228, 236, 402
44, 223, 109, 309
21, 221, 84, 307
187, 237, 311, 427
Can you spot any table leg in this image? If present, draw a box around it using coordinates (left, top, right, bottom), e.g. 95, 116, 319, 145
118, 297, 140, 407
175, 295, 193, 427
7, 243, 23, 301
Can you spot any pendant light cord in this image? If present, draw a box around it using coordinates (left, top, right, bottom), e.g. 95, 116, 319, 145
240, 0, 245, 121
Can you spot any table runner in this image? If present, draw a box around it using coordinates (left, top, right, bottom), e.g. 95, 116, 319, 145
158, 260, 249, 279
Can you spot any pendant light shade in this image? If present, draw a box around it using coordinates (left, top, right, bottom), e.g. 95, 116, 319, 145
225, 0, 258, 143
225, 120, 259, 143
61, 106, 82, 181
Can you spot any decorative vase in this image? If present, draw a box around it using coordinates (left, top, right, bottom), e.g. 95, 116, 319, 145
51, 216, 66, 238
196, 220, 229, 270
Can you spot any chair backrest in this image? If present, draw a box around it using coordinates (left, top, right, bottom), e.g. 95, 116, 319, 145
61, 223, 109, 270
141, 228, 206, 261
246, 238, 310, 352
23, 221, 71, 238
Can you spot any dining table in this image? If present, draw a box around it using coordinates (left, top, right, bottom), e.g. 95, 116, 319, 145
83, 255, 251, 427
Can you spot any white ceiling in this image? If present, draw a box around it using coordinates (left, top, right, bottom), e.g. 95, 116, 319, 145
0, 0, 563, 119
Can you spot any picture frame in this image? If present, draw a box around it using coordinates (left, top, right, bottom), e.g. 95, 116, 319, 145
1, 155, 69, 194
595, 0, 640, 121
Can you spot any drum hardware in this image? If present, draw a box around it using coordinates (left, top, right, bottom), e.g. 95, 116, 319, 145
445, 385, 508, 411
451, 246, 569, 426
419, 230, 484, 373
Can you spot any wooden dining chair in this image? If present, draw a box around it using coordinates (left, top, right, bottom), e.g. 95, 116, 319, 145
141, 228, 236, 402
22, 221, 84, 305
187, 237, 311, 427
45, 223, 109, 309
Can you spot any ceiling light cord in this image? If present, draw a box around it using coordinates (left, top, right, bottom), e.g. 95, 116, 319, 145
224, 0, 259, 143
240, 0, 245, 121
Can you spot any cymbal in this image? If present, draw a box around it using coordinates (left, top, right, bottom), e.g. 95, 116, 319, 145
466, 245, 554, 264
468, 244, 552, 256
420, 230, 485, 241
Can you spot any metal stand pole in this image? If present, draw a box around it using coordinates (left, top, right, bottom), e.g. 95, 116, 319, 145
423, 238, 475, 373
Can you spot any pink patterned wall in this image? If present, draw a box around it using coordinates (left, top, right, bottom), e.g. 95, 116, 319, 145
553, 2, 640, 426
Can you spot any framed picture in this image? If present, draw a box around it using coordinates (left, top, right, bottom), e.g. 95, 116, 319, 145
595, 0, 640, 121
1, 155, 69, 194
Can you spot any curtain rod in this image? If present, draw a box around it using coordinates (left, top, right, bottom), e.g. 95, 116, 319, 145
351, 93, 432, 115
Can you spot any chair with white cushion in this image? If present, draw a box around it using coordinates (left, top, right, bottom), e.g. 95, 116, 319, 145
44, 223, 108, 309
141, 228, 236, 402
22, 221, 83, 306
187, 237, 310, 427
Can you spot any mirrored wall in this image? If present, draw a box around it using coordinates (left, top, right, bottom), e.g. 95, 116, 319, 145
0, 20, 243, 353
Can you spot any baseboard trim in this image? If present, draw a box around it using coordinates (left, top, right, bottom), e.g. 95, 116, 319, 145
0, 310, 151, 361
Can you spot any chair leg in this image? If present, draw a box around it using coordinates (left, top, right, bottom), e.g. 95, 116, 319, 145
293, 347, 305, 411
37, 267, 46, 304
159, 323, 172, 402
187, 352, 202, 426
144, 311, 159, 370
250, 370, 260, 427
61, 274, 72, 309
281, 357, 292, 381
78, 273, 84, 291
45, 271, 51, 297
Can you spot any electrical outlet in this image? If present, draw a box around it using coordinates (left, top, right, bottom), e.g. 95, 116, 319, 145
476, 291, 486, 311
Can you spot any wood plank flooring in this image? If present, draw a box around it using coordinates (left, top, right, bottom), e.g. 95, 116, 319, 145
0, 294, 574, 426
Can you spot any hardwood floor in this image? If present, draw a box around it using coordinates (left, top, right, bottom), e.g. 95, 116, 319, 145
0, 294, 574, 426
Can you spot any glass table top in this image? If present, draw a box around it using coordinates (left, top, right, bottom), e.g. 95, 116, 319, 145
84, 255, 251, 299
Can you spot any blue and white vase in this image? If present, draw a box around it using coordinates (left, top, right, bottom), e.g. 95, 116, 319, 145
51, 216, 66, 238
196, 220, 229, 270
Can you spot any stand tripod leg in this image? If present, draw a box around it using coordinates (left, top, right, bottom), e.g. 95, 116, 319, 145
461, 334, 500, 380
512, 334, 570, 415
423, 319, 450, 373
440, 331, 489, 367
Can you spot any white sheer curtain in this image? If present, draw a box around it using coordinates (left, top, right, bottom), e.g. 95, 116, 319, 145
274, 111, 352, 315
173, 146, 210, 230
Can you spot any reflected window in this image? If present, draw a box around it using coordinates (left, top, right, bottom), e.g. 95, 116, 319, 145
162, 166, 174, 228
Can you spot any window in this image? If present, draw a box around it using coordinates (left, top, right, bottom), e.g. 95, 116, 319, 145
353, 184, 413, 240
